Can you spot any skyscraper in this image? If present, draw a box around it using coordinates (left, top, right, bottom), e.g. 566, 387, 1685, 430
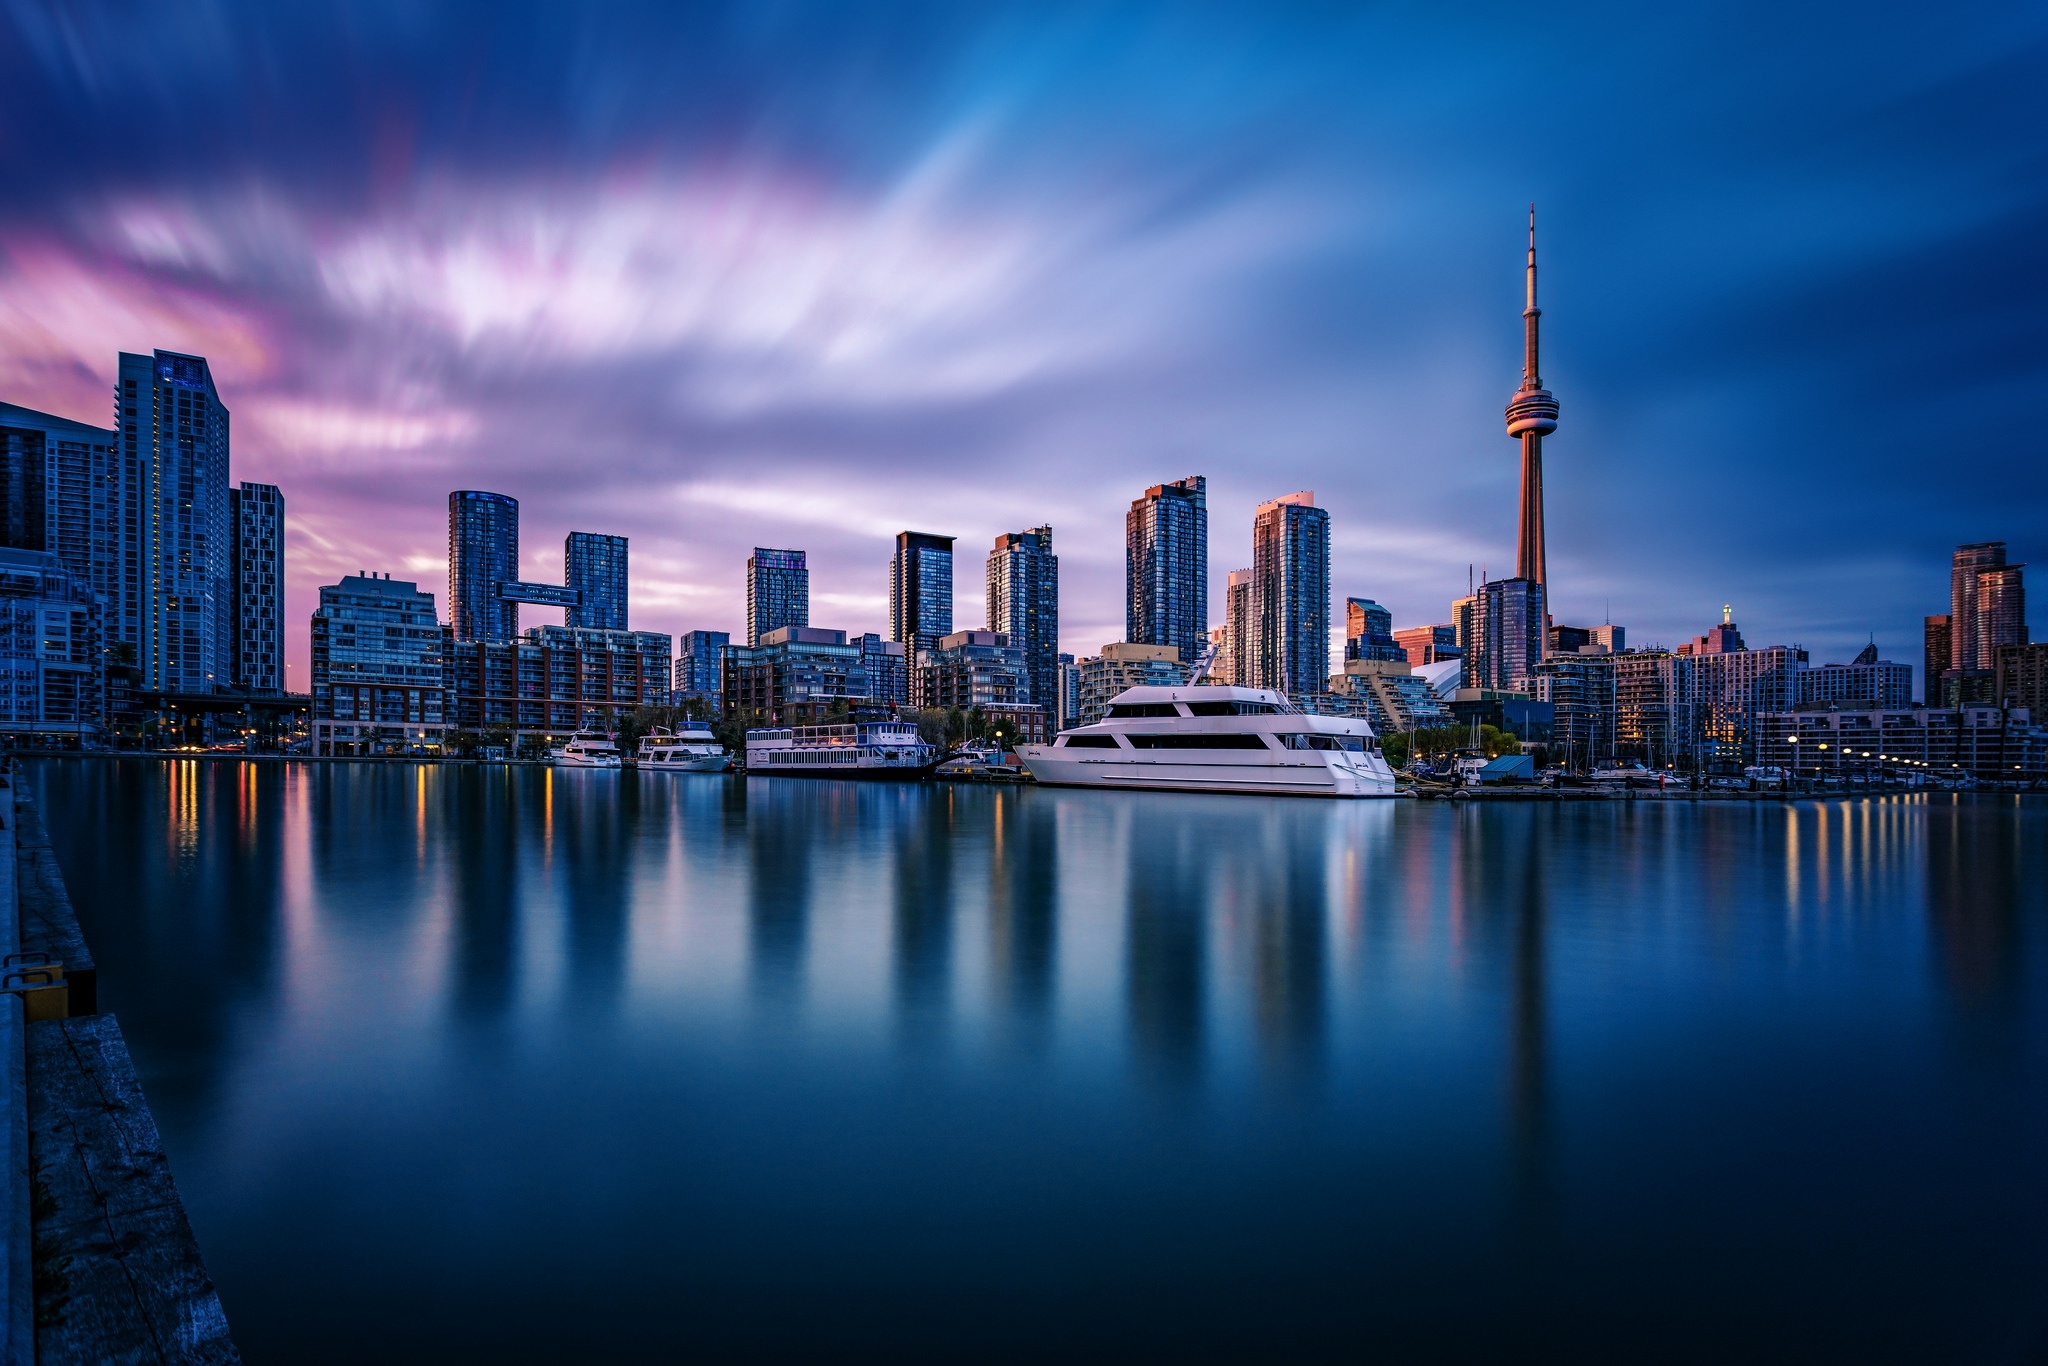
1344, 597, 1403, 663
1923, 615, 1951, 706
565, 532, 628, 631
1974, 563, 2026, 667
1462, 576, 1547, 694
228, 482, 285, 692
1249, 492, 1330, 696
1223, 568, 1253, 685
746, 548, 808, 646
675, 629, 730, 707
1126, 475, 1208, 663
987, 526, 1058, 708
120, 350, 231, 691
1505, 207, 1560, 591
890, 531, 955, 653
449, 490, 520, 642
0, 402, 127, 651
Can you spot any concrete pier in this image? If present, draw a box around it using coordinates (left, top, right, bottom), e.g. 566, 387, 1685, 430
0, 775, 237, 1364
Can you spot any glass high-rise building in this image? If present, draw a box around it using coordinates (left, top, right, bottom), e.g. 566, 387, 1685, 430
1344, 597, 1403, 663
675, 629, 730, 705
890, 531, 955, 654
566, 532, 628, 631
987, 525, 1057, 708
119, 350, 231, 691
1249, 492, 1329, 696
449, 491, 520, 642
229, 482, 285, 692
1126, 476, 1207, 663
0, 401, 127, 654
746, 548, 808, 646
1462, 576, 1546, 694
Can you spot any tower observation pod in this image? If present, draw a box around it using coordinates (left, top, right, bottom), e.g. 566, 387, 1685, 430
1505, 205, 1558, 588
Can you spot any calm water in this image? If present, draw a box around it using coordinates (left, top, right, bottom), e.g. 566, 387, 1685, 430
31, 759, 2048, 1362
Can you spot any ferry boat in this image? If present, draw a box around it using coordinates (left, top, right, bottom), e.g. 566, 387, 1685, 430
1015, 685, 1398, 798
745, 715, 939, 780
636, 723, 732, 773
549, 732, 623, 768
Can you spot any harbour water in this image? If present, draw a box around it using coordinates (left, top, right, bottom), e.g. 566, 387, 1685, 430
32, 759, 2048, 1361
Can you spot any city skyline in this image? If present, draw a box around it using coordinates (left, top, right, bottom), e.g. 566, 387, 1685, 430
0, 5, 2042, 687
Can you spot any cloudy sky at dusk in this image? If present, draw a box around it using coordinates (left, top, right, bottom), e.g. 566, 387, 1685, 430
3, 1, 2044, 688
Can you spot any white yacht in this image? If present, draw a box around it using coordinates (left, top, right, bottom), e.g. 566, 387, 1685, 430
637, 724, 732, 773
550, 731, 623, 768
1016, 685, 1398, 798
745, 715, 939, 780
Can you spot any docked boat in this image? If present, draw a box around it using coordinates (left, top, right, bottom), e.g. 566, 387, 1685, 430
550, 731, 623, 768
745, 715, 939, 780
636, 724, 732, 773
1015, 685, 1398, 798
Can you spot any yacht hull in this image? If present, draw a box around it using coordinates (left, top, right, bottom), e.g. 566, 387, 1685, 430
640, 756, 733, 773
744, 762, 938, 782
1017, 751, 1396, 798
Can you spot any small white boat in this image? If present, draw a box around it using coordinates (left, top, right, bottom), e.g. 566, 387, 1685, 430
550, 731, 623, 768
637, 724, 732, 773
1016, 684, 1397, 798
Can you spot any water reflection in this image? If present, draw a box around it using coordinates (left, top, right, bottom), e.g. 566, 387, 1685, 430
21, 762, 2048, 1364
1124, 802, 1210, 1089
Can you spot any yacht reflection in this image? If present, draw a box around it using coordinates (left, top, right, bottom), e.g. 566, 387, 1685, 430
448, 769, 521, 1021
893, 789, 956, 1036
1247, 806, 1329, 1085
988, 791, 1056, 1032
1125, 800, 1210, 1089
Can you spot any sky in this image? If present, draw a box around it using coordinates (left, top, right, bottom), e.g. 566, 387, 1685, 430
2, 1, 2044, 693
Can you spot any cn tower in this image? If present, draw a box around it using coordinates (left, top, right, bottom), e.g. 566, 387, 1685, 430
1504, 205, 1559, 587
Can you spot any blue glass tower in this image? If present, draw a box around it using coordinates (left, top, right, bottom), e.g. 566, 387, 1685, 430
120, 350, 231, 691
1126, 476, 1207, 663
449, 491, 520, 641
1250, 492, 1329, 696
746, 548, 808, 646
890, 531, 955, 654
566, 532, 628, 631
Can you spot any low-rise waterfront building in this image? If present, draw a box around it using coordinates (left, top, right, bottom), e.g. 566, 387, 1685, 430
0, 548, 104, 748
1754, 705, 2046, 778
921, 630, 1029, 712
445, 624, 671, 749
724, 625, 869, 726
1075, 642, 1188, 727
1529, 651, 1616, 764
1799, 648, 1912, 711
1328, 659, 1449, 734
311, 573, 446, 756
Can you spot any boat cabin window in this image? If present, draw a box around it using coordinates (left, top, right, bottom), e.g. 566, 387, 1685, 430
1104, 702, 1182, 719
1058, 734, 1121, 748
1126, 733, 1271, 750
1275, 733, 1367, 752
1183, 700, 1283, 716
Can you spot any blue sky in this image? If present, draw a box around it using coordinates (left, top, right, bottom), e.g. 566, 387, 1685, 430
2, 1, 2043, 687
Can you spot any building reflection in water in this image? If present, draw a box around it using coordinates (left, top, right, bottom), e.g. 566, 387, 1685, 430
557, 771, 633, 1015
448, 768, 521, 1022
893, 787, 957, 1040
1924, 795, 2027, 1067
988, 790, 1057, 1039
745, 782, 813, 1006
1124, 801, 1211, 1090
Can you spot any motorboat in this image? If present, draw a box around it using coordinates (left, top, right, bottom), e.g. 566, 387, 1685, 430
745, 714, 939, 780
637, 724, 732, 773
550, 732, 623, 768
1015, 685, 1398, 798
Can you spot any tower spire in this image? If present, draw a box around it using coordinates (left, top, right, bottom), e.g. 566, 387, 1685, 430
1505, 203, 1558, 589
